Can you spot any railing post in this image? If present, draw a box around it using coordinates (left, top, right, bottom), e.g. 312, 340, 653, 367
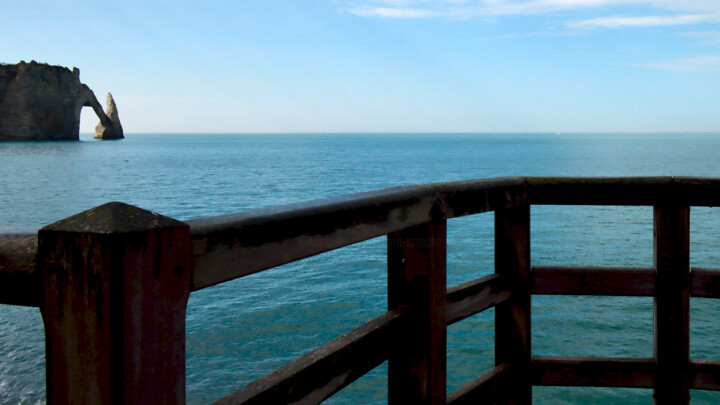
495, 205, 531, 404
37, 202, 191, 404
388, 220, 447, 405
653, 205, 690, 405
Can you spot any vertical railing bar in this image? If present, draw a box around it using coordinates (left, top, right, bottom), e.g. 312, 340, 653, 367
495, 205, 532, 404
653, 205, 690, 404
387, 220, 447, 405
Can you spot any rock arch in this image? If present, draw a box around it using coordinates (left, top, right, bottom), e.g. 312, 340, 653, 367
81, 87, 123, 140
0, 61, 123, 141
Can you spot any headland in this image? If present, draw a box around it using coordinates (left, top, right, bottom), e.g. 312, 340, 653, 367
0, 61, 123, 141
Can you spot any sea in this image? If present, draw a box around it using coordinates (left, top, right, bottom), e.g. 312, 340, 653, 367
2, 133, 720, 404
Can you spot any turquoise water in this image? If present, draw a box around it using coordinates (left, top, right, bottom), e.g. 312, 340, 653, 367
2, 133, 720, 404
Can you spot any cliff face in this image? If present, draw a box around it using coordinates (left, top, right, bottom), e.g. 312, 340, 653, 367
0, 61, 123, 141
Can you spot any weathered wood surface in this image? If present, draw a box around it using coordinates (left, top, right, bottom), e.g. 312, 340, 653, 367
532, 266, 655, 296
532, 356, 655, 388
527, 176, 675, 206
690, 268, 720, 298
0, 231, 38, 306
188, 178, 525, 291
669, 177, 720, 206
187, 176, 720, 291
534, 358, 720, 395
387, 221, 447, 405
38, 202, 191, 405
527, 176, 720, 206
214, 309, 407, 405
3, 176, 720, 404
446, 363, 515, 405
5, 176, 719, 295
495, 206, 532, 404
653, 205, 690, 405
447, 273, 513, 325
690, 359, 720, 391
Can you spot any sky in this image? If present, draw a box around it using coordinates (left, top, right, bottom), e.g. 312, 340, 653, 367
3, 0, 720, 133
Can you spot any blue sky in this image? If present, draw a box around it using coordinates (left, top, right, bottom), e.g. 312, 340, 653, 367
3, 0, 720, 133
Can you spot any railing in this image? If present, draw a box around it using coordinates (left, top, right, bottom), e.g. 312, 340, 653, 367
2, 176, 720, 404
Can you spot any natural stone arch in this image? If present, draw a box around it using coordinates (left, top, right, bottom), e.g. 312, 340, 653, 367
80, 86, 123, 140
0, 61, 123, 141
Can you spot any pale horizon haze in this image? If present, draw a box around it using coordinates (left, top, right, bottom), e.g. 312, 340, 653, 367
3, 0, 720, 134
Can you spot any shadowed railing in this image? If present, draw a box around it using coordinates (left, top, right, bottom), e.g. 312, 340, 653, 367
2, 176, 720, 404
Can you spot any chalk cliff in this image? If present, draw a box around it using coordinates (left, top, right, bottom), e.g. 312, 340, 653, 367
0, 61, 123, 141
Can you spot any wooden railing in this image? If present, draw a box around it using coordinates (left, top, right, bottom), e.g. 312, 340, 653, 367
2, 176, 720, 404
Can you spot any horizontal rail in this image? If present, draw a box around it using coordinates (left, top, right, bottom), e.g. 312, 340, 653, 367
188, 177, 526, 290
213, 309, 408, 405
532, 266, 655, 296
447, 273, 513, 325
528, 176, 674, 206
188, 176, 720, 290
446, 362, 515, 405
531, 356, 656, 388
5, 177, 720, 295
0, 232, 38, 306
532, 357, 720, 391
527, 176, 720, 206
690, 268, 720, 299
529, 266, 720, 298
691, 359, 720, 391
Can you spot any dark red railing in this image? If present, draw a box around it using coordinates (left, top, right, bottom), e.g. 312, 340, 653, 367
2, 177, 720, 404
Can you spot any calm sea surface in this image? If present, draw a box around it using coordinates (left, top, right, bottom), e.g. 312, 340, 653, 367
2, 133, 720, 404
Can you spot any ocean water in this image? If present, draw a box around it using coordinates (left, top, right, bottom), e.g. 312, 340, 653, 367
2, 133, 720, 404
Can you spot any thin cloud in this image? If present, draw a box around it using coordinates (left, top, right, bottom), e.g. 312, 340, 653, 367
683, 30, 720, 45
347, 0, 720, 23
350, 7, 439, 18
570, 14, 720, 28
633, 55, 720, 73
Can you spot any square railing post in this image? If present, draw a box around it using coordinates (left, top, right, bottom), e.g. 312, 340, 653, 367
37, 202, 191, 404
495, 205, 531, 404
653, 205, 690, 405
388, 220, 447, 405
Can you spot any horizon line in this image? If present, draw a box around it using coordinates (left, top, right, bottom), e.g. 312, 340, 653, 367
79, 131, 720, 135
